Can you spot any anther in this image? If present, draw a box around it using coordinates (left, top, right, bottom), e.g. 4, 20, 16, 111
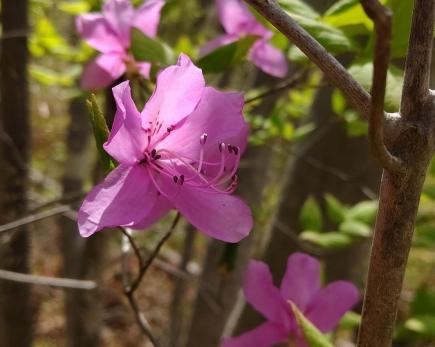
151, 149, 157, 158
227, 144, 233, 154
200, 133, 208, 145
219, 143, 225, 152
167, 125, 174, 133
233, 146, 239, 155
173, 176, 178, 183
154, 154, 161, 160
179, 174, 185, 185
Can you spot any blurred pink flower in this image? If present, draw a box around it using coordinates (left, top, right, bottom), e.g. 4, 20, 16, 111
202, 0, 288, 78
78, 54, 253, 242
222, 253, 359, 347
76, 0, 164, 90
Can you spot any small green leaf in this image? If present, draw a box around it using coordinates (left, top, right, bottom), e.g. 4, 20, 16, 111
58, 1, 90, 14
346, 200, 378, 224
339, 220, 372, 238
277, 0, 319, 18
300, 196, 322, 232
339, 311, 362, 330
196, 35, 258, 74
130, 28, 175, 66
87, 94, 117, 173
300, 231, 353, 250
324, 193, 347, 224
290, 302, 335, 347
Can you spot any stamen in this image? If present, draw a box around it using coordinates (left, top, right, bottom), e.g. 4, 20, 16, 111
173, 176, 178, 184
200, 133, 208, 145
232, 146, 239, 155
154, 154, 161, 160
219, 143, 225, 152
151, 149, 157, 158
179, 174, 185, 185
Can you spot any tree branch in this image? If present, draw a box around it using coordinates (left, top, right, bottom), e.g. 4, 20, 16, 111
360, 0, 405, 172
243, 0, 372, 118
0, 269, 96, 290
401, 0, 435, 118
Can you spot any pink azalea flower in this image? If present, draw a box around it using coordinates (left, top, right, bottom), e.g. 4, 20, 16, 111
202, 0, 288, 78
222, 253, 359, 347
76, 0, 164, 90
78, 54, 253, 242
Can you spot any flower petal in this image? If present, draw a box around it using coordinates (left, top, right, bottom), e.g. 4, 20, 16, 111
156, 87, 248, 161
250, 40, 288, 78
78, 165, 158, 237
243, 260, 292, 327
133, 0, 165, 38
103, 81, 147, 165
221, 322, 288, 347
80, 53, 126, 91
103, 0, 135, 47
215, 0, 270, 37
200, 34, 239, 56
76, 13, 124, 53
153, 173, 252, 242
141, 54, 205, 142
136, 62, 152, 79
305, 281, 359, 333
280, 253, 321, 311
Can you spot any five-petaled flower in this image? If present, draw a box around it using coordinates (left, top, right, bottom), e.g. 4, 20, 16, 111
76, 0, 164, 90
202, 0, 288, 78
222, 253, 359, 347
78, 54, 253, 243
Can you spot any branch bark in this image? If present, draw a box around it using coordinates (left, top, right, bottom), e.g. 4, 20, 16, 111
357, 1, 435, 346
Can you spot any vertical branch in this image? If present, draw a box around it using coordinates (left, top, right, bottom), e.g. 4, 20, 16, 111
401, 0, 435, 118
358, 1, 435, 346
360, 0, 404, 172
0, 0, 32, 346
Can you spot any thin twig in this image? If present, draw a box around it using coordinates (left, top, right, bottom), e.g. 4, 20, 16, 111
128, 213, 181, 294
245, 70, 307, 104
360, 0, 404, 173
244, 0, 372, 118
0, 269, 96, 290
0, 205, 72, 233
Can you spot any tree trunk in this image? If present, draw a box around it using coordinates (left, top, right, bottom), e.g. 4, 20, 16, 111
0, 0, 33, 346
235, 83, 381, 334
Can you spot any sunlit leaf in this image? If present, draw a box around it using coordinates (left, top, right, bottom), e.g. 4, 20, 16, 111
324, 193, 347, 224
300, 196, 323, 232
339, 220, 372, 238
300, 231, 353, 250
346, 200, 378, 224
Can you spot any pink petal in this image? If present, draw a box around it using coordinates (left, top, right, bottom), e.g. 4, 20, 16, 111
136, 62, 152, 79
141, 54, 205, 142
76, 13, 124, 53
133, 0, 165, 38
215, 0, 270, 37
305, 281, 359, 333
280, 253, 321, 312
135, 195, 173, 229
78, 165, 159, 237
156, 87, 248, 162
221, 322, 288, 347
243, 260, 292, 327
103, 81, 147, 165
103, 0, 135, 47
80, 53, 126, 91
200, 34, 239, 56
249, 40, 288, 78
165, 182, 252, 242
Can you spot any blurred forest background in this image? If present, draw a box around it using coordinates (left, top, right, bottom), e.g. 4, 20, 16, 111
0, 0, 435, 346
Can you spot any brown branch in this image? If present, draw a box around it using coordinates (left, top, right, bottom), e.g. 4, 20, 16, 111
401, 0, 435, 118
358, 1, 435, 346
120, 213, 181, 347
0, 269, 96, 290
243, 0, 372, 118
360, 0, 404, 172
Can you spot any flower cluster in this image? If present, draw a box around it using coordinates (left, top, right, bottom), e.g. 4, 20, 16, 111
222, 253, 359, 347
76, 0, 164, 90
202, 0, 288, 78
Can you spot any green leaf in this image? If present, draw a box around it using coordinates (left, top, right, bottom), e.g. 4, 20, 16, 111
339, 311, 362, 330
324, 193, 347, 224
339, 220, 372, 238
386, 0, 415, 58
300, 231, 353, 250
86, 94, 117, 173
346, 200, 378, 224
347, 61, 403, 111
300, 196, 322, 232
277, 0, 318, 18
196, 35, 258, 74
130, 28, 175, 66
290, 302, 334, 347
397, 315, 435, 340
58, 1, 90, 14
